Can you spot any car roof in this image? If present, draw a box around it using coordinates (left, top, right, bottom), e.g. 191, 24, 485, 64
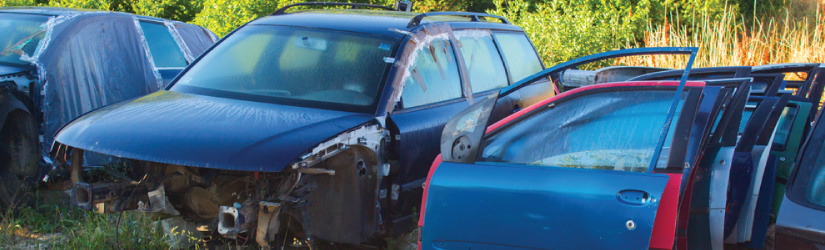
0, 6, 178, 23
250, 9, 523, 39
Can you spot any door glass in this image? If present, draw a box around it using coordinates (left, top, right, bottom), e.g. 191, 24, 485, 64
139, 21, 187, 68
739, 109, 755, 134
457, 35, 508, 92
480, 90, 687, 172
401, 38, 462, 108
492, 32, 542, 83
802, 146, 825, 206
773, 106, 798, 150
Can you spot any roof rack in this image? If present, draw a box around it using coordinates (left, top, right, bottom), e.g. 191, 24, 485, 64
407, 12, 510, 28
271, 2, 395, 15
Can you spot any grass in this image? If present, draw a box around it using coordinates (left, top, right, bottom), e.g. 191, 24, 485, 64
618, 3, 825, 72
0, 190, 171, 249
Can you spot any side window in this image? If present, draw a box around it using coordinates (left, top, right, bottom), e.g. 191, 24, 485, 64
401, 38, 462, 108
457, 34, 508, 93
493, 32, 543, 83
139, 21, 187, 68
772, 105, 798, 150
790, 113, 825, 208
480, 90, 687, 173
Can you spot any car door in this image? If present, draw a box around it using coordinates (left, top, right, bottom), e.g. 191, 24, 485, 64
422, 84, 705, 250
726, 95, 789, 244
771, 98, 813, 216
386, 36, 470, 225
486, 31, 556, 122
137, 20, 190, 86
687, 78, 750, 250
775, 105, 825, 249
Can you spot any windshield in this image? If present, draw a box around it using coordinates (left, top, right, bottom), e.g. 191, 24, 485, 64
0, 13, 50, 67
170, 25, 399, 113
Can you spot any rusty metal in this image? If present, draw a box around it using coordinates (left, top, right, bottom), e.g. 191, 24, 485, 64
256, 201, 282, 247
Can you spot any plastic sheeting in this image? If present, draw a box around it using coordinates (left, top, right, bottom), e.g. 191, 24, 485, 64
18, 11, 215, 156
385, 23, 473, 113
173, 22, 218, 61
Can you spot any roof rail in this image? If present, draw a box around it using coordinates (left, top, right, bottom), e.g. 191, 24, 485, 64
271, 2, 394, 15
407, 12, 510, 28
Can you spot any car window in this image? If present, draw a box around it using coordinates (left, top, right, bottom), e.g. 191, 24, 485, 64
139, 21, 187, 68
493, 32, 542, 83
401, 38, 462, 108
456, 33, 508, 93
171, 25, 398, 113
739, 109, 754, 134
773, 106, 798, 150
480, 90, 686, 172
800, 140, 825, 207
0, 13, 49, 67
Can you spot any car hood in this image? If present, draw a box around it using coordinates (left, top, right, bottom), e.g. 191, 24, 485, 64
54, 90, 375, 172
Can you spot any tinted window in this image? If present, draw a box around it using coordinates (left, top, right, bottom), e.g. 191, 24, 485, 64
401, 38, 462, 108
799, 139, 825, 207
139, 21, 187, 68
0, 13, 48, 67
739, 109, 754, 134
493, 32, 542, 82
457, 33, 508, 93
481, 90, 686, 172
773, 106, 798, 149
171, 25, 398, 113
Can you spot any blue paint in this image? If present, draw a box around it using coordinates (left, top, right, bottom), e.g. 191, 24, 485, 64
422, 162, 668, 250
53, 90, 374, 172
748, 155, 777, 249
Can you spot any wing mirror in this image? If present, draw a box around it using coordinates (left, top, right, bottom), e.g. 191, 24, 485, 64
440, 94, 498, 163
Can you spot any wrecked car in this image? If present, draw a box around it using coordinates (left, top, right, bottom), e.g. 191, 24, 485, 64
0, 7, 216, 207
49, 2, 557, 247
418, 48, 823, 249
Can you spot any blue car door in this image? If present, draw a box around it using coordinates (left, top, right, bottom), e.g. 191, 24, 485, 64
422, 84, 705, 250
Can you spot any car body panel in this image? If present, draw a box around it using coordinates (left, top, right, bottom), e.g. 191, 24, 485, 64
776, 98, 825, 248
53, 90, 374, 172
772, 100, 814, 216
424, 161, 669, 250
687, 79, 751, 250
724, 96, 783, 240
421, 79, 707, 250
728, 95, 789, 243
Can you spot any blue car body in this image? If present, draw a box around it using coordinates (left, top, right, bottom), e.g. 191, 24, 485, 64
49, 5, 558, 247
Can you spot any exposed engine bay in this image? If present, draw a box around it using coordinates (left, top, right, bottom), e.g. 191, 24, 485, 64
51, 123, 392, 248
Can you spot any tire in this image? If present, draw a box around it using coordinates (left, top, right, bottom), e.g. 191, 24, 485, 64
0, 110, 40, 208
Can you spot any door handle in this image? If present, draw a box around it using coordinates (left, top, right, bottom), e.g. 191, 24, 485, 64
617, 190, 652, 206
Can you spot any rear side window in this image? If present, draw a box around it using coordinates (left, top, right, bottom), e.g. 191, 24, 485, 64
457, 33, 508, 93
493, 32, 542, 83
480, 90, 686, 173
401, 38, 462, 108
139, 21, 187, 68
773, 105, 798, 150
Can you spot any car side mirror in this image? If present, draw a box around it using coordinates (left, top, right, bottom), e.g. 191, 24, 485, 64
440, 93, 498, 163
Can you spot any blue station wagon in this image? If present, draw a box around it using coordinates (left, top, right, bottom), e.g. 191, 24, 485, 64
49, 2, 557, 248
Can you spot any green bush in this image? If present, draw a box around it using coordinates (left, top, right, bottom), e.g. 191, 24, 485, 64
132, 0, 204, 22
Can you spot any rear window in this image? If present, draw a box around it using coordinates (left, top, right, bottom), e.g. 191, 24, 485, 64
493, 32, 542, 83
480, 90, 686, 172
139, 21, 187, 68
